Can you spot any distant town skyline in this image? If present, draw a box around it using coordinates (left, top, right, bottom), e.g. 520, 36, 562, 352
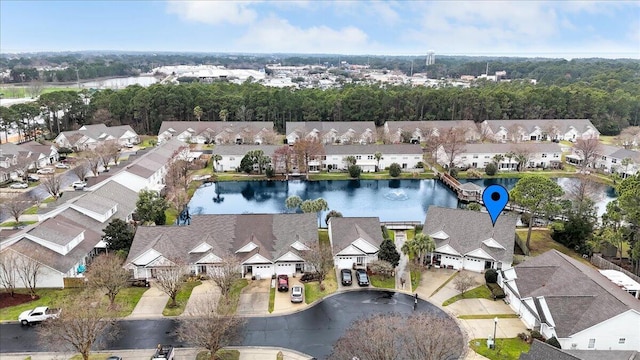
1, 1, 638, 59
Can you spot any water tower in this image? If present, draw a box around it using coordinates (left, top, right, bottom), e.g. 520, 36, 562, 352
426, 51, 435, 66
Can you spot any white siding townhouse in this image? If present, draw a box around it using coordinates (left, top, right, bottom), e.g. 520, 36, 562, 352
383, 120, 480, 144
324, 144, 424, 172
436, 142, 563, 170
54, 124, 139, 150
125, 213, 318, 280
0, 180, 139, 288
500, 250, 640, 351
423, 206, 517, 272
157, 121, 277, 145
593, 145, 640, 177
286, 121, 377, 145
480, 119, 600, 143
211, 145, 281, 172
0, 142, 59, 182
328, 217, 385, 270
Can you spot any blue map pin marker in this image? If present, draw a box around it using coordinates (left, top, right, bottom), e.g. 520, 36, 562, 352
482, 184, 509, 226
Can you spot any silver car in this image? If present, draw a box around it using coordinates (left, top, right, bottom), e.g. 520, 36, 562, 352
290, 285, 304, 303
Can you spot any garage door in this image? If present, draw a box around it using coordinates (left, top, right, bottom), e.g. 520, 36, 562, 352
276, 263, 295, 276
252, 264, 274, 279
336, 256, 355, 270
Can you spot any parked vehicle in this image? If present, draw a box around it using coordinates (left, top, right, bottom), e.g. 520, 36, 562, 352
355, 269, 369, 287
151, 344, 174, 360
277, 274, 289, 292
106, 357, 122, 360
9, 182, 28, 189
55, 163, 70, 169
72, 181, 87, 190
27, 174, 40, 182
341, 269, 352, 286
290, 285, 304, 303
300, 272, 321, 283
36, 168, 55, 174
19, 306, 61, 326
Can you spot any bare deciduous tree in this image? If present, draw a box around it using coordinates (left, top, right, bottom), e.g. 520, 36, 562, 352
82, 151, 102, 177
16, 253, 44, 298
154, 258, 187, 307
292, 139, 325, 179
176, 297, 244, 360
303, 241, 333, 286
454, 272, 476, 295
0, 250, 19, 296
440, 127, 467, 173
41, 173, 63, 198
617, 126, 640, 149
1, 196, 34, 224
328, 312, 463, 360
512, 144, 533, 171
507, 123, 525, 143
85, 253, 130, 309
566, 174, 600, 218
259, 128, 279, 145
72, 159, 90, 182
38, 293, 118, 360
28, 79, 45, 99
14, 155, 35, 182
574, 138, 602, 169
208, 255, 241, 299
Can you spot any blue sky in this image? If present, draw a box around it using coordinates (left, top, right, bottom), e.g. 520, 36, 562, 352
1, 1, 639, 59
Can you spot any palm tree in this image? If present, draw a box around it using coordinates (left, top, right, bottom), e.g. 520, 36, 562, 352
505, 151, 515, 170
401, 240, 418, 263
374, 152, 382, 172
212, 154, 222, 172
193, 106, 203, 121
413, 233, 435, 266
492, 154, 504, 169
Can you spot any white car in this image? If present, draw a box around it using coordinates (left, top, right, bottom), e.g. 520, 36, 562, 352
36, 168, 55, 174
9, 182, 28, 189
55, 163, 70, 169
72, 181, 87, 190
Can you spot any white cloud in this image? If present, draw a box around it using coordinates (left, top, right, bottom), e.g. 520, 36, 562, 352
166, 1, 259, 25
235, 16, 372, 54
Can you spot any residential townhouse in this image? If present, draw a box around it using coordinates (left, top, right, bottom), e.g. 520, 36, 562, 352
324, 144, 424, 172
383, 120, 480, 143
423, 206, 517, 272
0, 180, 138, 288
500, 250, 640, 351
592, 145, 640, 177
0, 142, 59, 182
211, 145, 282, 172
480, 119, 600, 143
285, 121, 377, 145
157, 121, 277, 145
328, 217, 384, 270
125, 213, 318, 280
54, 124, 139, 150
436, 142, 563, 170
520, 340, 639, 360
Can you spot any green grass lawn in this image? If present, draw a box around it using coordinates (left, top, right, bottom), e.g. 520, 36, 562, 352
370, 274, 395, 289
599, 135, 617, 145
516, 229, 591, 265
0, 288, 83, 321
305, 270, 338, 304
442, 284, 493, 306
162, 280, 202, 316
0, 220, 37, 227
268, 286, 276, 313
165, 207, 179, 226
308, 171, 435, 181
69, 354, 112, 360
318, 229, 329, 246
458, 314, 520, 319
469, 338, 531, 360
223, 278, 248, 314
112, 287, 149, 317
410, 269, 421, 292
196, 349, 240, 360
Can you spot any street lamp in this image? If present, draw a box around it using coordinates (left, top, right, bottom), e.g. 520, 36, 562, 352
493, 317, 498, 350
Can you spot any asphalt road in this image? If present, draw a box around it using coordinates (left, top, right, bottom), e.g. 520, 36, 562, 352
0, 290, 464, 359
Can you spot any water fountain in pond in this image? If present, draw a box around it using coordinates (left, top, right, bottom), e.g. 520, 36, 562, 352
384, 189, 409, 201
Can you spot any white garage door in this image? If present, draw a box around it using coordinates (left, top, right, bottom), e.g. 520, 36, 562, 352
276, 263, 295, 276
252, 264, 274, 279
335, 256, 355, 270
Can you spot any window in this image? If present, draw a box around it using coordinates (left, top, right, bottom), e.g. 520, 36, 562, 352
553, 153, 559, 158
356, 155, 362, 160
321, 156, 326, 160
602, 156, 607, 160
612, 159, 617, 164
619, 338, 626, 344
588, 339, 595, 348
473, 155, 478, 159
230, 157, 235, 161
462, 156, 467, 159
367, 155, 374, 160
542, 154, 547, 158
484, 155, 490, 159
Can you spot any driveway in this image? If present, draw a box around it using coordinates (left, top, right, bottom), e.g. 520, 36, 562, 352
272, 276, 307, 314
236, 279, 270, 316
127, 283, 168, 319
182, 280, 220, 316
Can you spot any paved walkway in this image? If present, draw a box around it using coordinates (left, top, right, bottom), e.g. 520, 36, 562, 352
127, 282, 169, 319
182, 280, 220, 316
394, 230, 411, 291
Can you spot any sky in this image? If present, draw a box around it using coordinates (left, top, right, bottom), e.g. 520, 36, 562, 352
1, 1, 639, 59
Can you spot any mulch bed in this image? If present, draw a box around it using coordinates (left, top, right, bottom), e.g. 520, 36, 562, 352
0, 292, 38, 309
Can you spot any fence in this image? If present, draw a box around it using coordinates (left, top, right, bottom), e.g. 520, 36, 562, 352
591, 254, 640, 283
514, 234, 530, 256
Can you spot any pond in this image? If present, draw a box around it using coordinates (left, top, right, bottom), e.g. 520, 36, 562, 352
187, 178, 617, 223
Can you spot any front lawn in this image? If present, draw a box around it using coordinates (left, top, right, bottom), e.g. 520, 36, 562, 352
318, 229, 329, 246
0, 288, 82, 321
305, 270, 337, 304
196, 349, 240, 360
268, 287, 276, 313
370, 274, 395, 289
410, 269, 421, 292
442, 284, 493, 306
0, 220, 37, 227
469, 338, 531, 360
516, 229, 590, 265
162, 280, 202, 316
112, 287, 149, 317
223, 278, 248, 314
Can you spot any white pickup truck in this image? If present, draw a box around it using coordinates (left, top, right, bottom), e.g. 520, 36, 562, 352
19, 306, 61, 326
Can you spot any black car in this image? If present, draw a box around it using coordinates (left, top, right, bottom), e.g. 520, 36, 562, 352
355, 269, 369, 286
340, 269, 352, 286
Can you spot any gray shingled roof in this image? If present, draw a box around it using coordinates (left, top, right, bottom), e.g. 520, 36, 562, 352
463, 142, 562, 154
385, 120, 478, 133
125, 214, 318, 266
329, 217, 384, 253
212, 145, 281, 156
286, 121, 376, 136
324, 144, 423, 155
512, 250, 640, 338
71, 193, 118, 216
484, 119, 599, 135
608, 148, 640, 162
520, 340, 640, 360
519, 340, 580, 360
27, 216, 86, 246
158, 121, 273, 138
423, 206, 517, 264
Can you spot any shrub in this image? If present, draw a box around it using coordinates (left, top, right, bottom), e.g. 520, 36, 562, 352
530, 330, 544, 342
484, 269, 498, 284
487, 283, 505, 299
467, 169, 483, 178
520, 212, 531, 226
415, 161, 424, 168
265, 167, 275, 178
57, 147, 73, 155
389, 163, 402, 177
348, 164, 362, 178
546, 337, 562, 349
276, 351, 284, 360
449, 168, 459, 178
518, 332, 530, 342
485, 163, 498, 176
